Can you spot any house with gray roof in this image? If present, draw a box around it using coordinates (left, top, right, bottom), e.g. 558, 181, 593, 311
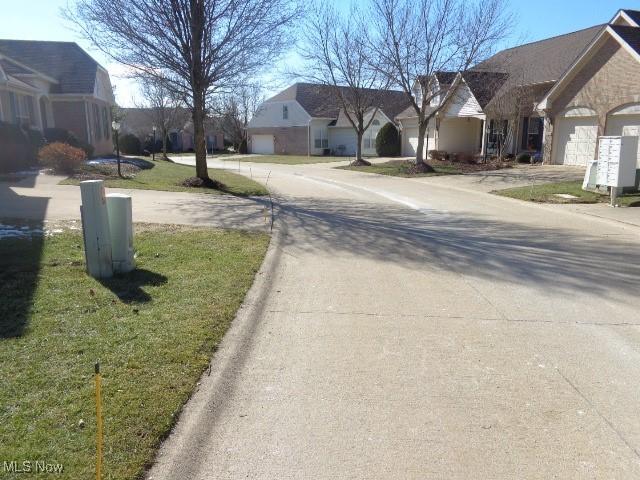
398, 8, 640, 168
246, 83, 411, 156
0, 40, 115, 156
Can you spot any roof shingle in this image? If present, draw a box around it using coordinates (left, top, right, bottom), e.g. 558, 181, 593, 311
0, 40, 99, 94
267, 83, 411, 121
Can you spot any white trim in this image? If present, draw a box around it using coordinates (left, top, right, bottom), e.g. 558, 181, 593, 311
0, 54, 59, 84
611, 9, 640, 27
610, 103, 640, 115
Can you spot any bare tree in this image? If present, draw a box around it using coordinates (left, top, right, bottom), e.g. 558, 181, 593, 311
370, 0, 511, 171
214, 84, 264, 152
67, 0, 300, 182
299, 2, 388, 166
135, 75, 183, 160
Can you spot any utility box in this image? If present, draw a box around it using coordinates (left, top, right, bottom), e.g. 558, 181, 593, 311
596, 136, 638, 187
80, 180, 113, 279
106, 193, 135, 274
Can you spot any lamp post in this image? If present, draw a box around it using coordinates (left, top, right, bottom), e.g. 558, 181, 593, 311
152, 125, 157, 161
112, 120, 122, 178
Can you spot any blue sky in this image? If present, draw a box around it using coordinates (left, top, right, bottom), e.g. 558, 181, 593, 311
2, 0, 637, 106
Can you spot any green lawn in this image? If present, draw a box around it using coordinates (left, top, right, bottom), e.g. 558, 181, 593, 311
493, 180, 640, 206
337, 159, 461, 177
225, 155, 348, 165
62, 160, 268, 196
0, 224, 269, 479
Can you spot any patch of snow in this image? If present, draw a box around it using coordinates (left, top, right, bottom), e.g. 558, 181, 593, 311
554, 193, 579, 199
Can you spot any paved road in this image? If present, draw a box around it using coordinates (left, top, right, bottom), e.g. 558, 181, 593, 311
145, 158, 640, 479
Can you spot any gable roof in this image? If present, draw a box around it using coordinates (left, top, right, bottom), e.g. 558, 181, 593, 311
267, 83, 411, 121
538, 23, 640, 110
473, 25, 604, 87
620, 9, 640, 26
609, 24, 640, 56
0, 40, 100, 94
461, 71, 508, 108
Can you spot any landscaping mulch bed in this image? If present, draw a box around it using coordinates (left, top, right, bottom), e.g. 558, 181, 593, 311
428, 158, 515, 173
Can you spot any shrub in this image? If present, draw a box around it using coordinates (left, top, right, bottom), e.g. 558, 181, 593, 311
375, 122, 400, 157
516, 153, 531, 163
428, 150, 449, 161
0, 122, 34, 173
450, 152, 476, 164
144, 136, 172, 155
38, 142, 86, 173
44, 127, 94, 158
238, 138, 248, 154
119, 133, 142, 155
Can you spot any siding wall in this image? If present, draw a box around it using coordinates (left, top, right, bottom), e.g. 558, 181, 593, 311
248, 100, 311, 128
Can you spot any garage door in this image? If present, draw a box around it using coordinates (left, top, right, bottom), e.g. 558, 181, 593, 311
554, 116, 598, 165
605, 114, 640, 168
251, 134, 274, 154
402, 127, 418, 156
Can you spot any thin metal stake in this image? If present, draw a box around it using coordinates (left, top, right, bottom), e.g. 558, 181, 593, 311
95, 362, 103, 480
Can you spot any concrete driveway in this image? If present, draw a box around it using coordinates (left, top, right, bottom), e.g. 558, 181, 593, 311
148, 158, 640, 479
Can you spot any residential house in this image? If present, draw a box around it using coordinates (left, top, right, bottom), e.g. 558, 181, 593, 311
247, 83, 411, 156
120, 107, 225, 152
0, 40, 115, 156
399, 8, 640, 174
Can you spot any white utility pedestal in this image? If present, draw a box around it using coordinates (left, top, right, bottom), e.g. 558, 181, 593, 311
80, 180, 113, 279
106, 193, 135, 274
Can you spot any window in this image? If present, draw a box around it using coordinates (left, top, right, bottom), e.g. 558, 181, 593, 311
102, 107, 110, 139
23, 96, 35, 126
314, 129, 328, 149
363, 120, 382, 149
283, 105, 288, 120
521, 117, 543, 151
8, 92, 18, 124
93, 104, 102, 141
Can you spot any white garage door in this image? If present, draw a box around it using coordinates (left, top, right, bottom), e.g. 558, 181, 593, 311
554, 116, 598, 165
251, 134, 274, 154
605, 114, 640, 168
402, 127, 418, 156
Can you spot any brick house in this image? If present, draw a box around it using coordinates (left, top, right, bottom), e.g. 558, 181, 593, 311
399, 8, 640, 174
120, 107, 225, 153
0, 40, 115, 156
247, 83, 411, 156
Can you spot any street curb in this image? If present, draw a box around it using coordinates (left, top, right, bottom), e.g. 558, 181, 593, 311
145, 214, 284, 480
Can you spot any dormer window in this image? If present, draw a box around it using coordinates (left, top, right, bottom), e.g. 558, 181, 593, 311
283, 105, 288, 120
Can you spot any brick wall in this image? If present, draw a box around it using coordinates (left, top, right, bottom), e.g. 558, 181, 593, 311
551, 37, 640, 128
52, 100, 88, 143
248, 126, 309, 155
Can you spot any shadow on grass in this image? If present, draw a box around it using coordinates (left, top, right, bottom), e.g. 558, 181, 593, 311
99, 268, 168, 303
0, 174, 47, 338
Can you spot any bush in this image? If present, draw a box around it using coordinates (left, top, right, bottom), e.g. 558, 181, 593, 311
0, 122, 35, 173
144, 136, 172, 155
517, 153, 531, 164
375, 122, 400, 157
428, 150, 449, 161
44, 127, 94, 158
450, 152, 477, 164
38, 142, 86, 174
119, 133, 142, 155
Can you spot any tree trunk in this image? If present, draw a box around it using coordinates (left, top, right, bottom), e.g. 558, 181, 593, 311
414, 119, 435, 173
356, 130, 363, 162
162, 127, 168, 160
192, 93, 209, 180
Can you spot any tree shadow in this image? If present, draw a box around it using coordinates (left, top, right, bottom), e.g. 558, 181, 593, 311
275, 196, 640, 301
0, 173, 48, 338
98, 268, 168, 304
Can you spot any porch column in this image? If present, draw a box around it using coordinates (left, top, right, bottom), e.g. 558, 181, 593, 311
542, 114, 553, 165
480, 117, 487, 157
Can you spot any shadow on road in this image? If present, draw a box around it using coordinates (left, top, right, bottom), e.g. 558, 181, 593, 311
277, 196, 640, 300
